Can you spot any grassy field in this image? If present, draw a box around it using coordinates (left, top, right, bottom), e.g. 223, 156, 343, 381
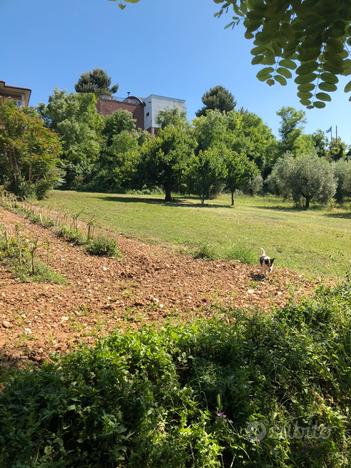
38, 191, 351, 279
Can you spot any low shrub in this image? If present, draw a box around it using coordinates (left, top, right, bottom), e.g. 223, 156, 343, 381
86, 236, 119, 257
0, 284, 350, 466
225, 245, 257, 264
0, 227, 65, 284
56, 225, 85, 246
192, 243, 217, 260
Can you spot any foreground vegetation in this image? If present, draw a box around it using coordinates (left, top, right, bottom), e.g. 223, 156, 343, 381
39, 191, 351, 279
0, 224, 65, 284
0, 191, 120, 259
1, 283, 350, 466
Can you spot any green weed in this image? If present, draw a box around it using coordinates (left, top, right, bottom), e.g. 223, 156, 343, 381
1, 284, 351, 466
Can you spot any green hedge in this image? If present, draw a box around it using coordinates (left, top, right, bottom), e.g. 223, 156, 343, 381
0, 284, 350, 466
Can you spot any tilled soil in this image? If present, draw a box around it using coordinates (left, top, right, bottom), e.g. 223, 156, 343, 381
0, 207, 318, 363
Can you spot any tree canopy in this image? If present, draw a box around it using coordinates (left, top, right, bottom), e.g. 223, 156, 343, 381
75, 69, 119, 97
39, 90, 103, 189
0, 101, 61, 199
196, 85, 236, 116
115, 0, 351, 107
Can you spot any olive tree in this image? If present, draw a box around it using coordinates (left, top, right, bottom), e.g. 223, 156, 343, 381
269, 153, 336, 208
333, 160, 351, 203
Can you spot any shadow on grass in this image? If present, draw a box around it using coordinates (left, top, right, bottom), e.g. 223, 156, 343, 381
96, 196, 231, 209
253, 205, 317, 213
324, 212, 351, 219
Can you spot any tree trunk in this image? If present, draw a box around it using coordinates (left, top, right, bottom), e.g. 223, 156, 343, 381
164, 188, 172, 202
201, 192, 205, 205
305, 196, 310, 209
231, 190, 234, 206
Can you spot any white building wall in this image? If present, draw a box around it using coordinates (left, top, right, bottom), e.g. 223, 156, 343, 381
144, 95, 186, 131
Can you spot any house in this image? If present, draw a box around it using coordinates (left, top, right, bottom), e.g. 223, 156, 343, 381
97, 93, 186, 134
0, 81, 31, 107
144, 95, 186, 134
96, 95, 146, 129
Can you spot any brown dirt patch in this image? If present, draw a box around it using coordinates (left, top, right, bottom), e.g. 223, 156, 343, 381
0, 207, 319, 363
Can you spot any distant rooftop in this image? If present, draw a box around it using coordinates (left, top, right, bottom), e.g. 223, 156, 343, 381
0, 80, 32, 107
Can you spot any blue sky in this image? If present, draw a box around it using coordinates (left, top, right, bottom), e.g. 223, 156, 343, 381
2, 0, 350, 142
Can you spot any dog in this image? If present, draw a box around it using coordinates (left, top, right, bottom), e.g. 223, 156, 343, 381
259, 248, 275, 275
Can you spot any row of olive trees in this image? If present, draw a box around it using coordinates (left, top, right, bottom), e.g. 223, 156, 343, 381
267, 154, 351, 209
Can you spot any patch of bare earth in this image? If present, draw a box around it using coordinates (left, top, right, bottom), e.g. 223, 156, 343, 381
0, 207, 318, 363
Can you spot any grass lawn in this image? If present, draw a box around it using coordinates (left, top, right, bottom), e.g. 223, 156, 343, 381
38, 191, 351, 279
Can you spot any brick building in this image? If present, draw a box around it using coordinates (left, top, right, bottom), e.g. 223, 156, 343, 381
97, 94, 186, 134
0, 81, 31, 107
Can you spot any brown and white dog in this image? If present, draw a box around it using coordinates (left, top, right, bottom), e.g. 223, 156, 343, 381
259, 248, 275, 275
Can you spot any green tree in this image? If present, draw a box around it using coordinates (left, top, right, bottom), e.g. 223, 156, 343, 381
103, 110, 136, 145
269, 154, 336, 209
157, 108, 187, 129
237, 110, 277, 173
196, 85, 236, 117
93, 130, 141, 192
293, 134, 317, 157
333, 159, 351, 203
140, 123, 195, 201
327, 137, 348, 161
39, 90, 103, 189
187, 146, 227, 204
224, 150, 259, 205
0, 101, 61, 199
277, 107, 306, 155
193, 110, 231, 152
75, 69, 118, 97
312, 130, 329, 158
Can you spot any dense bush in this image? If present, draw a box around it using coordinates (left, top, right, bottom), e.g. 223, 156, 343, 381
0, 284, 350, 466
86, 236, 120, 257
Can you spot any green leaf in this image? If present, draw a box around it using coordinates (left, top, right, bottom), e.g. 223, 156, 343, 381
251, 55, 265, 65
320, 72, 339, 84
294, 73, 317, 84
262, 55, 276, 65
296, 62, 318, 75
276, 67, 292, 79
298, 48, 320, 61
344, 81, 351, 93
297, 91, 313, 100
313, 101, 326, 109
298, 83, 315, 92
275, 75, 287, 86
315, 92, 332, 102
256, 67, 274, 81
279, 59, 297, 70
251, 46, 266, 55
319, 82, 338, 92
